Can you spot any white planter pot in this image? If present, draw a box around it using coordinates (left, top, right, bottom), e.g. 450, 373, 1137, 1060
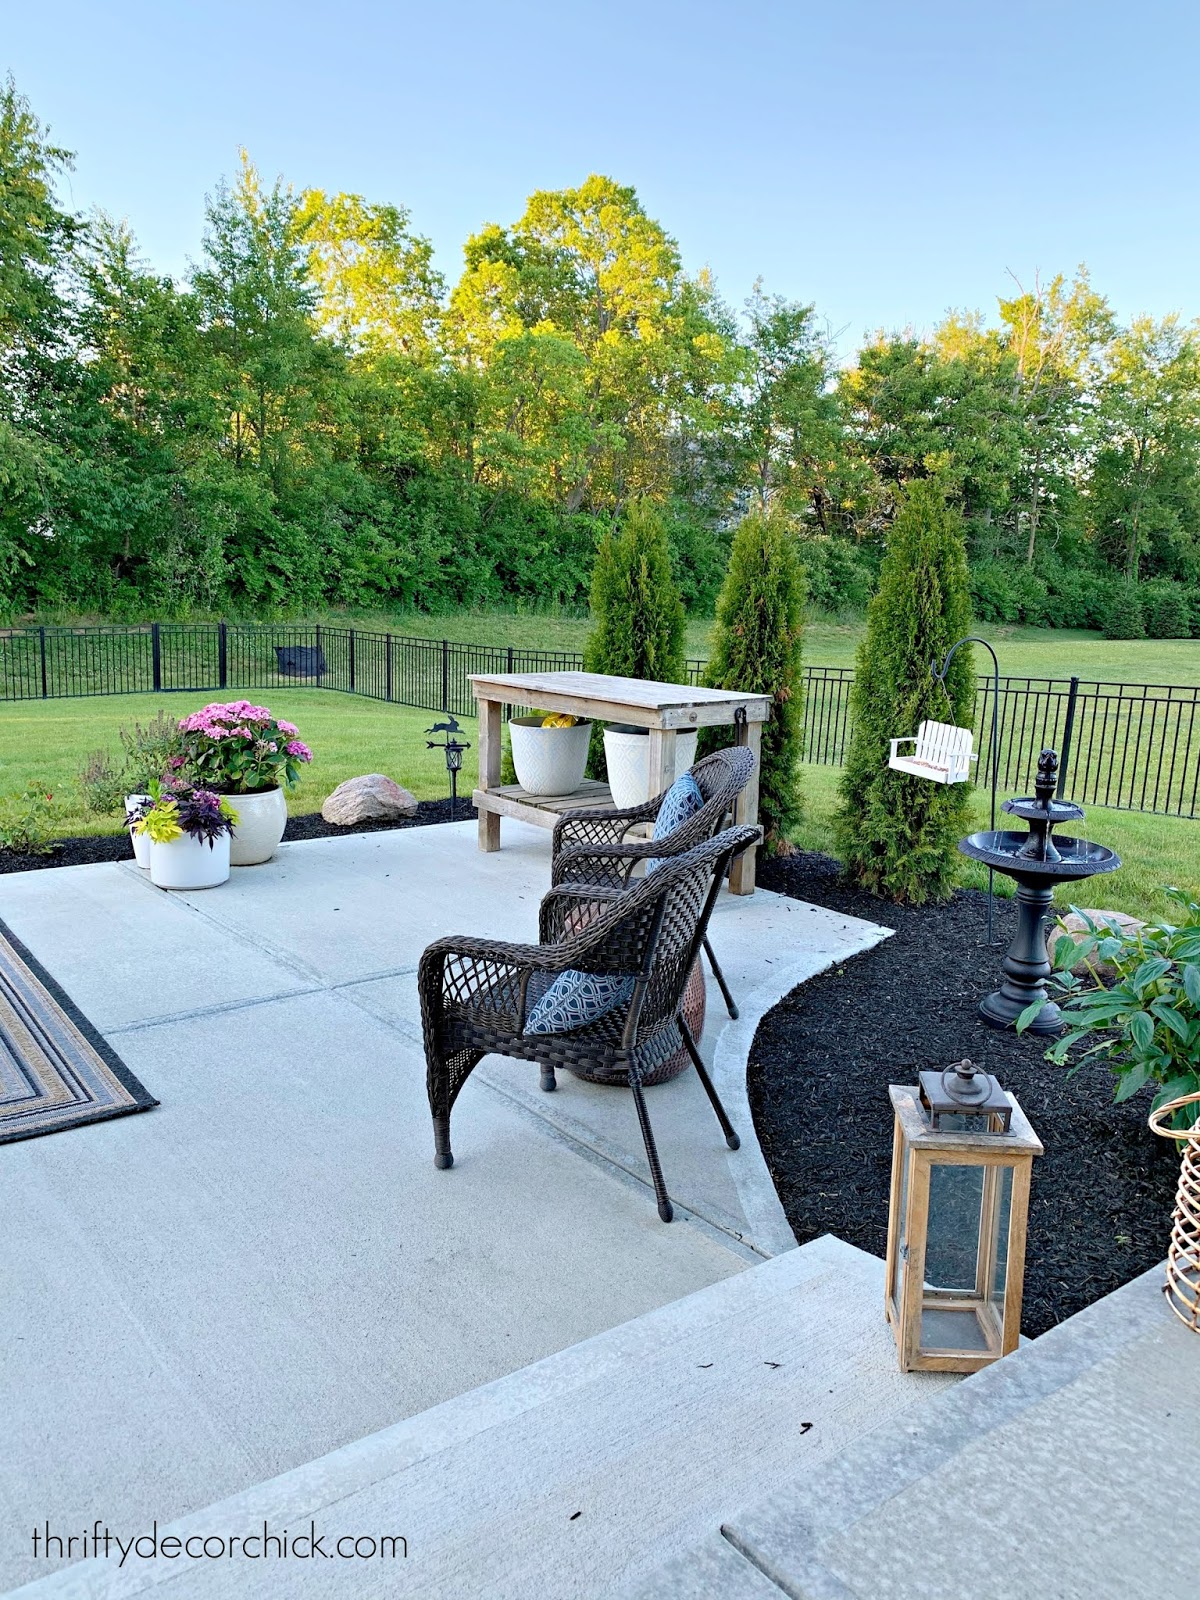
508, 716, 592, 797
228, 787, 288, 865
125, 794, 151, 869
149, 832, 230, 890
603, 726, 699, 810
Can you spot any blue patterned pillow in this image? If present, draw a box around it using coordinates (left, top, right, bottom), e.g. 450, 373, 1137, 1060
525, 970, 635, 1036
646, 771, 704, 873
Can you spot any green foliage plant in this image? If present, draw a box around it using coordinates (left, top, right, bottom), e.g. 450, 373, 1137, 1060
0, 786, 65, 855
1102, 583, 1146, 640
1019, 890, 1200, 1122
835, 477, 974, 903
1140, 579, 1192, 640
702, 508, 805, 851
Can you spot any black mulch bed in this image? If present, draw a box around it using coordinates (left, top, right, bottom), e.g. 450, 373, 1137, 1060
752, 851, 1178, 1338
0, 798, 461, 875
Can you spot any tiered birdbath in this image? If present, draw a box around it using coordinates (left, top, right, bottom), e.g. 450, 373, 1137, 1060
958, 748, 1121, 1035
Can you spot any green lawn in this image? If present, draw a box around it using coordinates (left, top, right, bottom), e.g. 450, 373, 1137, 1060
2, 688, 1194, 927
0, 692, 470, 838
795, 763, 1198, 925
313, 610, 1200, 688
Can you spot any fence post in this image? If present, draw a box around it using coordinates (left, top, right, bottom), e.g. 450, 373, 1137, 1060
218, 622, 228, 690
38, 627, 48, 698
151, 623, 162, 693
441, 639, 449, 713
1057, 676, 1080, 797
386, 632, 393, 702
348, 627, 356, 693
507, 645, 514, 673
315, 624, 324, 687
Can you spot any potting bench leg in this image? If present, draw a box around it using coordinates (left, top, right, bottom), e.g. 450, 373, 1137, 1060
729, 716, 762, 895
646, 726, 679, 799
476, 696, 502, 852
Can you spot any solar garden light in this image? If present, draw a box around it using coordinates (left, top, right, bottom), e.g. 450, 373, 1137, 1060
425, 715, 471, 822
885, 1061, 1042, 1373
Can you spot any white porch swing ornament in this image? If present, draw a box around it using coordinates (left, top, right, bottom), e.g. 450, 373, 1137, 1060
888, 721, 976, 784
888, 635, 1003, 947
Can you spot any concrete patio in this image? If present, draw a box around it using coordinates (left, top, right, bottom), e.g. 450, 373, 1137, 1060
0, 819, 889, 1594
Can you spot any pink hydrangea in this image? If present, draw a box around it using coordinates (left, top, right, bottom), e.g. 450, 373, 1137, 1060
286, 740, 313, 761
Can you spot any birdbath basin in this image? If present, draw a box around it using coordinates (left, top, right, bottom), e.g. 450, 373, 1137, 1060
958, 749, 1121, 1034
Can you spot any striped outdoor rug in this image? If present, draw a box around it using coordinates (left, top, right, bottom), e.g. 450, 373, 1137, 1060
0, 919, 157, 1144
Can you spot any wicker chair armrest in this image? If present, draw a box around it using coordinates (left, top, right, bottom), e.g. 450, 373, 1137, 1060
552, 796, 663, 857
550, 845, 638, 890
539, 882, 621, 943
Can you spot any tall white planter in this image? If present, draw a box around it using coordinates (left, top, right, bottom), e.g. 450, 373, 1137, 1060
603, 726, 699, 810
149, 832, 230, 890
508, 717, 592, 797
125, 794, 151, 869
228, 787, 288, 866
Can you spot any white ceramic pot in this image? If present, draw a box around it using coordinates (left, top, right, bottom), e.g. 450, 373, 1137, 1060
125, 794, 152, 869
508, 716, 592, 797
228, 787, 288, 865
149, 832, 230, 890
603, 726, 699, 810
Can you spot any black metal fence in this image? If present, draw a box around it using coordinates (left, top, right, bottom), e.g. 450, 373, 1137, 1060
2, 622, 1198, 820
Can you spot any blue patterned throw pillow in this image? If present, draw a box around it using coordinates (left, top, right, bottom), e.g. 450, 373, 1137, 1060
525, 970, 635, 1036
646, 771, 704, 873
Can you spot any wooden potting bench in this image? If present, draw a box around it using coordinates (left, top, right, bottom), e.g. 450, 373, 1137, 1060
469, 670, 771, 894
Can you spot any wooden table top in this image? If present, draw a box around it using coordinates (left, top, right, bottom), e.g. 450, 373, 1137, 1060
468, 670, 770, 730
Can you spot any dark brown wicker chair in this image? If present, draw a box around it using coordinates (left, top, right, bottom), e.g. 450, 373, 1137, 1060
418, 825, 760, 1222
550, 746, 755, 1020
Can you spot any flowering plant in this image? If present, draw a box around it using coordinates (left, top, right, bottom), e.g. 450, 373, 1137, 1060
176, 701, 313, 794
133, 785, 239, 849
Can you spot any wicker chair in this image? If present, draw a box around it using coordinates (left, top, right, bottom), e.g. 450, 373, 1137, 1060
550, 746, 755, 1020
418, 825, 760, 1222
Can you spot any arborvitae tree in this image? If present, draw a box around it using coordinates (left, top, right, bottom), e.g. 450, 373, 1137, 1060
702, 508, 805, 851
583, 498, 687, 682
582, 498, 686, 776
835, 477, 974, 902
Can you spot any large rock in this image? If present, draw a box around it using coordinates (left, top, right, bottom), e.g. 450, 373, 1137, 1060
321, 774, 418, 826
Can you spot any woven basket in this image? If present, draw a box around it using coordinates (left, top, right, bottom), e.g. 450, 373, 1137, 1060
1149, 1091, 1200, 1334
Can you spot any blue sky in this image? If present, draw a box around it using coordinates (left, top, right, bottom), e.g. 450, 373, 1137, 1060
5, 0, 1196, 350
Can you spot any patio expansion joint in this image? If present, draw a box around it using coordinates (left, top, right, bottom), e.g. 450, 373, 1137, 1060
471, 1064, 766, 1264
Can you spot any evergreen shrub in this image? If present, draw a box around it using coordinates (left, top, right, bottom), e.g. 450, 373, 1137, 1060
835, 478, 974, 903
701, 508, 805, 852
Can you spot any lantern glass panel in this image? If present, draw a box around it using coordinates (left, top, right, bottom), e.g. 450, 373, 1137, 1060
920, 1161, 1014, 1355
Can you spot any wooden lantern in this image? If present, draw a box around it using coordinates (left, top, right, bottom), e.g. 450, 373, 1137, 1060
886, 1062, 1043, 1373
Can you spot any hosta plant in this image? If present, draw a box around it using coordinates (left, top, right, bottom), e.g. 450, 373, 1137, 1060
1018, 889, 1200, 1122
177, 701, 312, 794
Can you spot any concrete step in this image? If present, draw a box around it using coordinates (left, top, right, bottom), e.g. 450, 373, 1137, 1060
625, 1264, 1198, 1600
15, 1236, 951, 1599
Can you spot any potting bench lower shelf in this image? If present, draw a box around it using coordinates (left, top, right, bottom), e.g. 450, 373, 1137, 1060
471, 778, 617, 831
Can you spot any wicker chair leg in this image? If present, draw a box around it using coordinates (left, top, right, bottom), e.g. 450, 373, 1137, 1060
700, 934, 739, 1017
703, 935, 739, 1020
678, 1018, 740, 1150
628, 1073, 674, 1223
433, 1113, 454, 1170
540, 1065, 557, 1092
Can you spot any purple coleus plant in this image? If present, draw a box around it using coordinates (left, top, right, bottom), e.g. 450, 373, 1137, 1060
132, 783, 240, 850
